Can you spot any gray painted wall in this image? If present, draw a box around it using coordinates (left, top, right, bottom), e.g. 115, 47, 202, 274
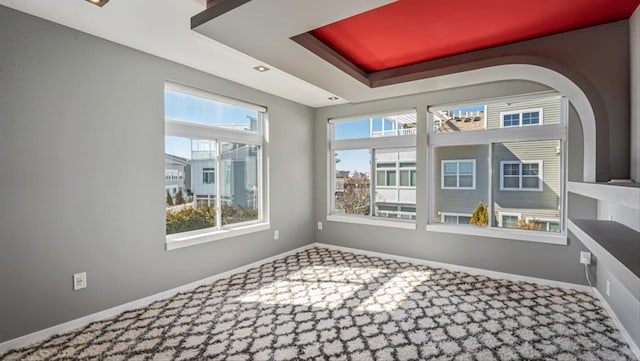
632, 7, 640, 183
0, 6, 314, 343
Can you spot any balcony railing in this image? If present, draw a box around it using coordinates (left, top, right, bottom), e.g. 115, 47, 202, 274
371, 128, 416, 137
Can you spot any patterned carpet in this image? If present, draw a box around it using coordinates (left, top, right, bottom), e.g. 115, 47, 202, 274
1, 247, 635, 360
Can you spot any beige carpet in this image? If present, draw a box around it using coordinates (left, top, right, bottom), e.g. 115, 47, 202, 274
1, 247, 635, 360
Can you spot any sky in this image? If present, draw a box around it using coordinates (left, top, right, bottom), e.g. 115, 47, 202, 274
164, 90, 257, 159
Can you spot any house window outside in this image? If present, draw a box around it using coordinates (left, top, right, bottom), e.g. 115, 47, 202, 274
500, 109, 543, 128
202, 168, 215, 184
429, 94, 565, 235
164, 82, 266, 246
330, 111, 417, 224
441, 160, 475, 189
440, 213, 472, 224
500, 161, 543, 191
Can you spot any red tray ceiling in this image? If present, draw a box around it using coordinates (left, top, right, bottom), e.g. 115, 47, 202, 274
311, 0, 640, 73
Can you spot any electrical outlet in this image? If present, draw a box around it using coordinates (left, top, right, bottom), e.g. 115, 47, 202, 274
274, 230, 279, 240
317, 221, 323, 230
73, 272, 87, 291
579, 251, 591, 265
606, 279, 611, 296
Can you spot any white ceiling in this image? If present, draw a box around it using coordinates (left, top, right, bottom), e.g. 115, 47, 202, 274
0, 0, 505, 108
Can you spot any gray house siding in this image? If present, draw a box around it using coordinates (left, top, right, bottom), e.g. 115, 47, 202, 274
434, 145, 489, 221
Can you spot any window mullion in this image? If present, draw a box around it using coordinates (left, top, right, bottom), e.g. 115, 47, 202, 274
215, 141, 222, 229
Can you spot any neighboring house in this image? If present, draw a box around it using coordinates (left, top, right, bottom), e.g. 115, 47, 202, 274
374, 149, 417, 220
433, 96, 562, 231
191, 142, 259, 209
164, 153, 189, 198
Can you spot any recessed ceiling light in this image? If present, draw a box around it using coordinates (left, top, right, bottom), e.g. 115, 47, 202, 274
253, 65, 270, 72
328, 96, 339, 101
86, 0, 109, 6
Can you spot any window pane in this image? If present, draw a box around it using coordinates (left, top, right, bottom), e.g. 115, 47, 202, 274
503, 113, 520, 127
459, 175, 473, 188
522, 111, 540, 125
502, 215, 519, 228
377, 163, 395, 168
459, 216, 472, 224
400, 170, 410, 186
335, 111, 417, 140
522, 177, 540, 189
165, 90, 258, 132
335, 149, 370, 215
400, 162, 416, 168
443, 215, 457, 224
387, 171, 396, 186
459, 161, 473, 175
165, 136, 217, 235
410, 170, 417, 187
220, 142, 259, 226
376, 170, 386, 186
443, 162, 457, 175
493, 140, 560, 232
443, 176, 457, 188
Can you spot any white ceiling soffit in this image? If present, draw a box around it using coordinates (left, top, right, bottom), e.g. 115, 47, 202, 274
0, 0, 392, 108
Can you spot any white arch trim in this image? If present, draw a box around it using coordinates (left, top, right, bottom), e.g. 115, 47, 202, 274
425, 64, 596, 182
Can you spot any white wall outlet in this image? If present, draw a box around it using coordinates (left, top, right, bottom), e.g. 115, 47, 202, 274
317, 221, 323, 230
579, 251, 591, 265
606, 279, 611, 296
73, 272, 87, 291
274, 230, 279, 240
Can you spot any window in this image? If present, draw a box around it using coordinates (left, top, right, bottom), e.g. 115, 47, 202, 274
441, 160, 476, 189
202, 168, 215, 184
164, 82, 267, 249
440, 213, 472, 225
500, 161, 543, 191
500, 109, 543, 128
429, 94, 566, 237
330, 111, 417, 225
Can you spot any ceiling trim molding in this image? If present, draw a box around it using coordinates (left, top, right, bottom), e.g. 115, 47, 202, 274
191, 0, 252, 29
290, 33, 370, 86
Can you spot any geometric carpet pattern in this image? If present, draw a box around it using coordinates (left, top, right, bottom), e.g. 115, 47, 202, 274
1, 247, 635, 360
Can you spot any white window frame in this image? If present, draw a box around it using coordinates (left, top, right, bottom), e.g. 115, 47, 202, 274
398, 163, 417, 188
499, 108, 544, 128
426, 91, 567, 245
498, 212, 522, 227
441, 159, 476, 190
328, 109, 417, 229
164, 82, 269, 251
440, 212, 473, 225
499, 160, 544, 191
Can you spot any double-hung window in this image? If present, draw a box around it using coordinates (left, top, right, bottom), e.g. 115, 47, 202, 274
164, 82, 268, 250
500, 108, 543, 128
428, 93, 566, 243
329, 110, 417, 227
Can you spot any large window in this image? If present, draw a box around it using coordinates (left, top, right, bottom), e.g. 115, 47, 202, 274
330, 111, 417, 225
164, 83, 266, 249
429, 94, 565, 236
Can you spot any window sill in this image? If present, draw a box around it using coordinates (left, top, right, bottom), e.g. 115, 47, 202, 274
327, 215, 416, 230
425, 224, 567, 245
166, 222, 270, 251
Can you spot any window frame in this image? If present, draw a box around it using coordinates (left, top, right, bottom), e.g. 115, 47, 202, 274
164, 82, 269, 251
498, 212, 522, 228
440, 159, 476, 190
440, 212, 473, 225
328, 109, 418, 228
499, 160, 544, 191
499, 108, 544, 128
426, 92, 567, 245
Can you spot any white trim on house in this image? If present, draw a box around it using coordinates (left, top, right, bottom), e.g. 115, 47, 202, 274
439, 212, 472, 224
499, 107, 544, 128
499, 160, 544, 191
441, 159, 476, 190
498, 212, 522, 228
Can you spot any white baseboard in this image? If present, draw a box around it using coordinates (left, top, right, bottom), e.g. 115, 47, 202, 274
0, 243, 316, 354
592, 288, 640, 360
314, 243, 592, 292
